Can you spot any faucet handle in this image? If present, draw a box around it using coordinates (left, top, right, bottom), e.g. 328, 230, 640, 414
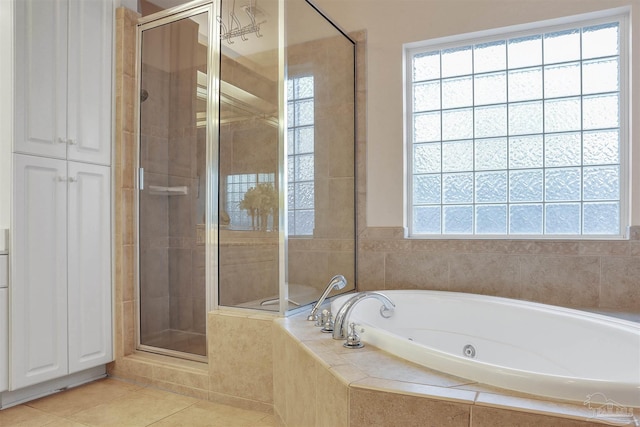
321, 310, 334, 333
343, 322, 364, 349
316, 309, 329, 327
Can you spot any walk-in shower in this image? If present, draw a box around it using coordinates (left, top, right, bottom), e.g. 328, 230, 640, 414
136, 0, 356, 360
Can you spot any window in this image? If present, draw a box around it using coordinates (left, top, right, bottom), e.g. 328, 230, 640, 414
226, 173, 275, 230
406, 12, 628, 238
287, 76, 315, 236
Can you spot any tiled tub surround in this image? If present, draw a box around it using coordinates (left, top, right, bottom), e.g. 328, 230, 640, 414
357, 226, 640, 313
274, 312, 639, 427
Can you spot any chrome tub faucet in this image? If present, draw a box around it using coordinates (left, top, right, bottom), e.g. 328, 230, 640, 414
307, 275, 347, 321
332, 291, 395, 341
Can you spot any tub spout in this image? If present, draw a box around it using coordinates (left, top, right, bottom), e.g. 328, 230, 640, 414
307, 275, 348, 321
332, 291, 395, 340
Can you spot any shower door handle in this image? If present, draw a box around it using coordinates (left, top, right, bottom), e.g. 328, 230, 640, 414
139, 168, 144, 190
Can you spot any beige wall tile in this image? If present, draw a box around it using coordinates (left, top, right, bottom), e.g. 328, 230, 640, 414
471, 406, 614, 427
600, 257, 640, 310
315, 365, 348, 427
350, 388, 470, 427
385, 252, 449, 291
356, 251, 385, 291
519, 256, 600, 307
579, 241, 630, 256
284, 337, 317, 426
272, 324, 288, 422
208, 313, 274, 405
448, 254, 521, 298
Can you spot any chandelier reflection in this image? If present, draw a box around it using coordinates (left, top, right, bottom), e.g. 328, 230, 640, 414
218, 0, 265, 44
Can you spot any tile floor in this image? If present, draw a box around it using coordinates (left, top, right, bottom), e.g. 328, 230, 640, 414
0, 378, 277, 426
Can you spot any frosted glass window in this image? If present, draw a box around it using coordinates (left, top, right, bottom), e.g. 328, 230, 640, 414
442, 46, 472, 77
474, 40, 506, 73
475, 105, 507, 138
583, 58, 619, 94
510, 204, 543, 234
442, 140, 473, 172
407, 15, 626, 237
545, 97, 581, 133
544, 63, 581, 98
443, 173, 473, 204
544, 29, 580, 64
413, 51, 440, 81
414, 143, 442, 174
475, 137, 507, 171
476, 172, 507, 203
508, 67, 542, 102
414, 175, 441, 204
476, 205, 507, 234
288, 76, 315, 235
227, 173, 275, 230
545, 133, 581, 167
414, 112, 441, 142
442, 77, 473, 109
444, 206, 473, 233
546, 203, 581, 234
583, 130, 619, 165
474, 72, 506, 105
414, 206, 441, 234
414, 81, 441, 112
508, 35, 542, 68
509, 101, 543, 135
442, 109, 473, 140
545, 168, 581, 201
510, 170, 543, 202
509, 135, 543, 169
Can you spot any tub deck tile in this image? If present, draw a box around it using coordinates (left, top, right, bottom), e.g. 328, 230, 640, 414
352, 377, 477, 404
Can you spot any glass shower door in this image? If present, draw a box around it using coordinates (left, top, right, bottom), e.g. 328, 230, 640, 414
138, 7, 211, 359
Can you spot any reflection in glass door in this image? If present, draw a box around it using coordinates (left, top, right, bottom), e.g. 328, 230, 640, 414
137, 7, 210, 359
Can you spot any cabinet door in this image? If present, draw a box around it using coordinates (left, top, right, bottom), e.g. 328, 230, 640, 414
67, 0, 113, 165
11, 154, 68, 390
14, 0, 68, 159
0, 288, 7, 392
67, 162, 112, 373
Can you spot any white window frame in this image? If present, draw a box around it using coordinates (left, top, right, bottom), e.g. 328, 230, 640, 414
404, 8, 630, 240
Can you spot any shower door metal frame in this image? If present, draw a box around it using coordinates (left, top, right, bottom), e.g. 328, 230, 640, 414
134, 0, 220, 362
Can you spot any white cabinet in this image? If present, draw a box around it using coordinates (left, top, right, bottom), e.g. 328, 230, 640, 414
67, 162, 112, 374
1, 254, 8, 393
8, 0, 113, 394
0, 289, 7, 393
11, 155, 112, 390
11, 155, 68, 389
14, 0, 113, 165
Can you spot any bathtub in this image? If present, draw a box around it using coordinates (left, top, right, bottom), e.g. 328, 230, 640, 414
330, 290, 640, 408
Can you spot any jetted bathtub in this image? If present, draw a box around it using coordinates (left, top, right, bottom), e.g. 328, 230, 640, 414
331, 290, 640, 408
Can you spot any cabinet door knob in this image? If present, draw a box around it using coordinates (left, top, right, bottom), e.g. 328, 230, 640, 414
68, 176, 77, 183
57, 176, 67, 182
57, 137, 66, 144
67, 139, 77, 145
